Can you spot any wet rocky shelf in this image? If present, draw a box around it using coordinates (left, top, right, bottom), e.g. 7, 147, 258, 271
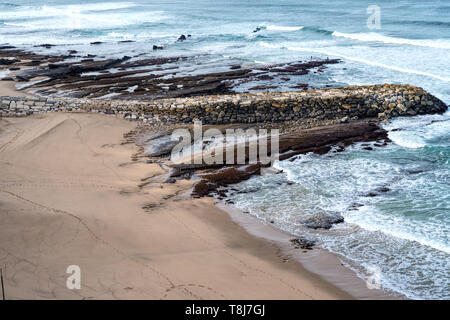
0, 46, 339, 100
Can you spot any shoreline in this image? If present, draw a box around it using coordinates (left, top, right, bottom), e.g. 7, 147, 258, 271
217, 202, 402, 300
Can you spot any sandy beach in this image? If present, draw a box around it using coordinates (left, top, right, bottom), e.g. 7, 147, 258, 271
0, 80, 32, 98
0, 109, 360, 300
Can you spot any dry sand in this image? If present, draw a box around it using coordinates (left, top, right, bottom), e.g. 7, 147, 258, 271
0, 112, 356, 299
0, 64, 38, 98
0, 80, 32, 97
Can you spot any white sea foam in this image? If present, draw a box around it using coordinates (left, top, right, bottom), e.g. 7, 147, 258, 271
1, 2, 166, 31
258, 41, 450, 83
1, 2, 137, 19
4, 11, 166, 30
332, 31, 450, 50
344, 206, 450, 254
126, 85, 138, 93
3, 22, 36, 28
0, 69, 11, 78
384, 113, 450, 148
388, 132, 426, 148
266, 25, 304, 31
96, 92, 122, 99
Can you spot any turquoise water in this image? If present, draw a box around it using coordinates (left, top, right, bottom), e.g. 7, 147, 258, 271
229, 112, 450, 299
1, 0, 449, 299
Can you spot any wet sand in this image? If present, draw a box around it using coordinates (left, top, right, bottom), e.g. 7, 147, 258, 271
0, 79, 32, 97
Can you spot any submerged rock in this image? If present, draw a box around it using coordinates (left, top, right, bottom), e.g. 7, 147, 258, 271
349, 203, 364, 211
0, 58, 17, 65
301, 211, 344, 230
35, 44, 54, 49
290, 237, 316, 250
146, 139, 179, 157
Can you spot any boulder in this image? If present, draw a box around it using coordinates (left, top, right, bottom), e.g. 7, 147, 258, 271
0, 58, 17, 65
377, 186, 390, 193
290, 237, 316, 250
301, 211, 344, 229
35, 44, 54, 49
339, 116, 349, 123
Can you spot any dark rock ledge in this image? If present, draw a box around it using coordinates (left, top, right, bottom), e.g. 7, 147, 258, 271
187, 120, 390, 198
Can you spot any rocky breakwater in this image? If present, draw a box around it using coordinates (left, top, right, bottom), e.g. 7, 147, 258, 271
0, 84, 447, 123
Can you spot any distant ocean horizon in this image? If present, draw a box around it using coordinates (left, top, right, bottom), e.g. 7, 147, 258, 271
1, 0, 449, 299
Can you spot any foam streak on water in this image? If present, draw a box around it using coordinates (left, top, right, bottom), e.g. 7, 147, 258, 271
332, 31, 450, 49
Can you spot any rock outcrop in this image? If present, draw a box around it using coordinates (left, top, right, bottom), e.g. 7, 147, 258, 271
300, 211, 345, 230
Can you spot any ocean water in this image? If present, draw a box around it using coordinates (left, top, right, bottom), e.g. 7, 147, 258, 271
1, 0, 449, 299
1, 0, 449, 100
228, 112, 450, 299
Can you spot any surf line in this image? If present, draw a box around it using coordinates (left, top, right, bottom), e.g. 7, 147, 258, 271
259, 41, 450, 83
